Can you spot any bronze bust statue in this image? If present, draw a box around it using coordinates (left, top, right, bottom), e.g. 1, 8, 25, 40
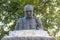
15, 5, 44, 30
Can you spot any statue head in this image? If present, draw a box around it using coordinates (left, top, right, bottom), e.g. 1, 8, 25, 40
24, 5, 34, 18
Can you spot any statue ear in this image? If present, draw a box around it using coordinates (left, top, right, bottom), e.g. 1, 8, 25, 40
33, 10, 34, 12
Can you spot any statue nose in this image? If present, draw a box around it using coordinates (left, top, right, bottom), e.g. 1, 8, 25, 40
28, 12, 31, 14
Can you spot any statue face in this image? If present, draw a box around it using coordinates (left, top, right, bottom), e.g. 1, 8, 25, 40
25, 10, 33, 18
24, 5, 34, 18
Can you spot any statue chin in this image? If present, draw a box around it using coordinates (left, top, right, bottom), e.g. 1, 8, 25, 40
26, 17, 32, 19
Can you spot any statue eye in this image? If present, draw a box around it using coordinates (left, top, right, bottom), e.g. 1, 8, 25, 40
26, 10, 32, 12
26, 11, 29, 12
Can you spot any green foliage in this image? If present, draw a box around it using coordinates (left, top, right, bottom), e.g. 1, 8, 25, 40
0, 0, 60, 40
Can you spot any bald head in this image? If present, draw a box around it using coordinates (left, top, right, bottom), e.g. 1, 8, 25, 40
24, 5, 34, 11
24, 5, 34, 18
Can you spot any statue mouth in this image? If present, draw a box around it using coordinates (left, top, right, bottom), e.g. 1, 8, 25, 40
26, 17, 32, 19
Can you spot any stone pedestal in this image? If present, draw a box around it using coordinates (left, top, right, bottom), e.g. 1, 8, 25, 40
1, 30, 55, 40
2, 36, 54, 40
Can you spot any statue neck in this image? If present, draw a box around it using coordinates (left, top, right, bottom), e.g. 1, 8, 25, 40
25, 17, 33, 19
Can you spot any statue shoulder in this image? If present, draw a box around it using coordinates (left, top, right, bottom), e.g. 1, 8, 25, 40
17, 18, 24, 23
33, 17, 39, 20
33, 17, 42, 22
